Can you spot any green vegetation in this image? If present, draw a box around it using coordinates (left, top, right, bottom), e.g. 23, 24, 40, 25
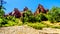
0, 9, 5, 16
0, 16, 23, 27
0, 6, 60, 30
22, 10, 34, 22
46, 7, 60, 23
26, 22, 47, 29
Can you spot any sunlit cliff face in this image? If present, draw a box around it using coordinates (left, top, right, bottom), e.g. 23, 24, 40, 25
8, 8, 21, 18
5, 4, 49, 18
23, 7, 28, 11
34, 4, 48, 16
38, 4, 46, 13
8, 7, 29, 18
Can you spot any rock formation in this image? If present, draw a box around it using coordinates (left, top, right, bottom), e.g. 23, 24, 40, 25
0, 26, 60, 34
22, 7, 29, 17
6, 7, 29, 18
5, 4, 49, 17
9, 8, 21, 18
23, 7, 28, 11
34, 4, 48, 15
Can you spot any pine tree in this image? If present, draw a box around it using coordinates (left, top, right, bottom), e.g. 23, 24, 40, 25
0, 0, 6, 16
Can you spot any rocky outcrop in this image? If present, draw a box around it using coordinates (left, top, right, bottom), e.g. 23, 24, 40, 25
0, 26, 60, 34
39, 28, 60, 34
0, 26, 39, 34
23, 7, 28, 11
34, 4, 48, 15
4, 4, 49, 17
9, 8, 22, 18
8, 7, 29, 18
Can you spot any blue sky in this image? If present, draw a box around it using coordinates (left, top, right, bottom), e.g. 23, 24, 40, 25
4, 0, 60, 14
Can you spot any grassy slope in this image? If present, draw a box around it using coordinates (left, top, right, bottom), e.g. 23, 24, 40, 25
23, 21, 60, 30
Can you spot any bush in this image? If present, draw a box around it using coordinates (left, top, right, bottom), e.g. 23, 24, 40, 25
35, 13, 48, 22
0, 16, 23, 27
22, 10, 34, 23
46, 7, 60, 23
0, 9, 5, 16
27, 23, 46, 29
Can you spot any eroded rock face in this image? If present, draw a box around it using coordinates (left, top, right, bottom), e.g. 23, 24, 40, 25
23, 7, 28, 11
8, 8, 22, 18
39, 28, 60, 34
0, 26, 60, 34
0, 26, 39, 34
8, 7, 29, 18
34, 4, 48, 15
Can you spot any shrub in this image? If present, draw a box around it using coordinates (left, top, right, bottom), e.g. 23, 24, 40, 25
35, 13, 48, 22
27, 23, 46, 29
0, 9, 5, 16
46, 7, 60, 23
0, 16, 23, 27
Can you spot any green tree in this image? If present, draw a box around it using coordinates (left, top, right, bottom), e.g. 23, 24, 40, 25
22, 10, 33, 23
0, 0, 6, 16
46, 7, 60, 23
35, 12, 47, 22
0, 9, 5, 16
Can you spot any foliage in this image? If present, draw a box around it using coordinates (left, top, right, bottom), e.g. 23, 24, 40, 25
46, 7, 60, 23
0, 16, 23, 27
26, 22, 47, 29
22, 11, 47, 23
0, 0, 6, 16
0, 9, 5, 16
22, 10, 34, 23
35, 12, 47, 22
0, 6, 60, 30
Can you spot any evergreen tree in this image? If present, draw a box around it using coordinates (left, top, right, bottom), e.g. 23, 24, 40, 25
0, 0, 6, 16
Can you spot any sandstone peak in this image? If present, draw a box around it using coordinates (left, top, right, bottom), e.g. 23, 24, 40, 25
23, 7, 28, 11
